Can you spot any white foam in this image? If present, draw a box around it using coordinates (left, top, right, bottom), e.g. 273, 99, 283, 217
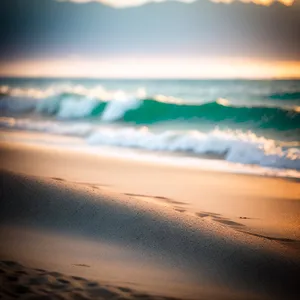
1, 116, 299, 172
101, 97, 141, 122
57, 97, 101, 119
0, 117, 92, 137
87, 127, 300, 171
0, 84, 127, 100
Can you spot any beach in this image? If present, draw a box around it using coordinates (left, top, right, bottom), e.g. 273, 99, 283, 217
0, 130, 300, 300
1, 0, 300, 298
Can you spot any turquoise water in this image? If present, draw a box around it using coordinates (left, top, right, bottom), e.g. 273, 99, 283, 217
1, 78, 299, 171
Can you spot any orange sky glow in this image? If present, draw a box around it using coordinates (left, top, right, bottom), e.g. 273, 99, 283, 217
1, 57, 299, 79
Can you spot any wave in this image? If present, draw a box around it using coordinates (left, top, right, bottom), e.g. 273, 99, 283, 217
267, 91, 300, 101
120, 99, 300, 130
1, 94, 300, 131
1, 117, 299, 171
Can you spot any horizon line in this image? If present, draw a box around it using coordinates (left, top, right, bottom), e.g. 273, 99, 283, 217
1, 75, 300, 81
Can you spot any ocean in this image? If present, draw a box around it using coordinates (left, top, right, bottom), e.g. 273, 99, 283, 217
1, 78, 299, 176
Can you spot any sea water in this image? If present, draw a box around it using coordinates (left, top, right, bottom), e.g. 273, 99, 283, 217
0, 78, 299, 176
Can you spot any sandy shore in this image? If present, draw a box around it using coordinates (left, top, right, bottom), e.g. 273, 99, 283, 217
0, 131, 300, 299
1, 131, 300, 241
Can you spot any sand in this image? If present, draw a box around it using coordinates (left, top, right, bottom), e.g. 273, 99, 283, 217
0, 131, 300, 299
1, 131, 300, 241
0, 259, 181, 300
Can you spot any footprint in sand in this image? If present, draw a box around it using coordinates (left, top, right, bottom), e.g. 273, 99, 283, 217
195, 212, 245, 227
174, 208, 186, 213
118, 286, 133, 293
195, 211, 221, 218
124, 193, 188, 206
73, 263, 90, 268
51, 177, 65, 181
212, 218, 245, 227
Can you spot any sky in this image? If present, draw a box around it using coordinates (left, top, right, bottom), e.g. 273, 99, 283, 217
0, 0, 299, 78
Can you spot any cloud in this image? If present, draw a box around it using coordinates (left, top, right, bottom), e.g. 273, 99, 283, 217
59, 0, 295, 8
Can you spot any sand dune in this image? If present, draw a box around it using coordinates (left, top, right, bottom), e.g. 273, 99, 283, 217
1, 169, 300, 299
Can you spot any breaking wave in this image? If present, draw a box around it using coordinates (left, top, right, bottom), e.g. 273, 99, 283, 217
1, 85, 299, 130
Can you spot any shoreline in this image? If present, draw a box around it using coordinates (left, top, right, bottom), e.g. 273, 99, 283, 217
1, 128, 299, 180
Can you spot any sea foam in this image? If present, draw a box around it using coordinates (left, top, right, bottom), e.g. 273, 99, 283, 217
1, 117, 299, 171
